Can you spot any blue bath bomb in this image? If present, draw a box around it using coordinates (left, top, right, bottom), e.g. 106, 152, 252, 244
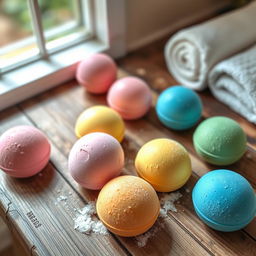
156, 86, 202, 130
192, 169, 256, 232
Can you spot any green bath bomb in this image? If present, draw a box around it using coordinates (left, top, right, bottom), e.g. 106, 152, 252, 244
193, 116, 246, 165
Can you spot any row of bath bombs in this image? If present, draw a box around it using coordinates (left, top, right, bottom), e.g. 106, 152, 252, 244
0, 54, 255, 237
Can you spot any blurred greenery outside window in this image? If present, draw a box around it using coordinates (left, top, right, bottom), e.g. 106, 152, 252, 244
0, 0, 88, 71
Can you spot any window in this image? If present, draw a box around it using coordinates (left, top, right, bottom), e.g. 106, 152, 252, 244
0, 0, 126, 110
0, 0, 91, 72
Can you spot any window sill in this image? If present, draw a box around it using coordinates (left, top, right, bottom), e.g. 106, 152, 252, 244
0, 39, 108, 111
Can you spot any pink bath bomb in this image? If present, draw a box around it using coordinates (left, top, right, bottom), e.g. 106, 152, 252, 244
107, 76, 152, 120
76, 53, 117, 94
68, 132, 124, 190
0, 126, 51, 178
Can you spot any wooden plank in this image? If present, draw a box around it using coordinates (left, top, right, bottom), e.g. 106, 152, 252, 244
117, 41, 256, 149
0, 108, 128, 256
20, 80, 256, 256
19, 84, 211, 256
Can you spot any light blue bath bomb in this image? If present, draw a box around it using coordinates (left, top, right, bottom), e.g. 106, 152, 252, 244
192, 169, 256, 232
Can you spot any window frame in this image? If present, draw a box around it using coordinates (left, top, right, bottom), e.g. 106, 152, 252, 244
0, 0, 126, 111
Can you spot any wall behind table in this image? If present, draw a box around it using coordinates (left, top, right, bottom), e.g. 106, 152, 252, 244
126, 0, 232, 51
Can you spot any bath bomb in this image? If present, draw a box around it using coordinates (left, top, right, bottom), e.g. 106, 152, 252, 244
156, 86, 202, 130
0, 126, 51, 177
96, 175, 160, 237
192, 169, 256, 232
107, 77, 152, 120
193, 116, 247, 165
68, 132, 124, 190
75, 106, 125, 142
76, 53, 117, 94
135, 138, 191, 192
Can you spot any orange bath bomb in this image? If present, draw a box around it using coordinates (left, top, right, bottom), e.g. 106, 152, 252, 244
96, 175, 160, 237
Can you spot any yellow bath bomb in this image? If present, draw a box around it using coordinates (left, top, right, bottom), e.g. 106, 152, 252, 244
75, 105, 125, 142
96, 175, 160, 237
135, 138, 192, 192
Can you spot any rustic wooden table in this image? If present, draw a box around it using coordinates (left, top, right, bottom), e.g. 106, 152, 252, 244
0, 37, 255, 256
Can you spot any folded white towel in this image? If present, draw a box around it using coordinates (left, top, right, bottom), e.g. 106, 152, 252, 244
209, 45, 256, 124
165, 1, 256, 90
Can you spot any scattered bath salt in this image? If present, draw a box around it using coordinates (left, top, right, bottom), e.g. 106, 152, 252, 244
57, 195, 68, 202
68, 191, 72, 195
246, 153, 252, 159
135, 224, 159, 247
185, 188, 190, 193
136, 68, 146, 76
74, 202, 108, 235
54, 190, 182, 247
160, 192, 182, 217
155, 77, 167, 87
57, 190, 61, 193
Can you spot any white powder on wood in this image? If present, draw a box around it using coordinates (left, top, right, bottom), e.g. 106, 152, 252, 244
74, 202, 108, 235
159, 191, 182, 217
135, 224, 160, 247
57, 195, 68, 202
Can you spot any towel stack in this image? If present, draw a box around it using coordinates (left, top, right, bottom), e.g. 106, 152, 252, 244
164, 1, 256, 124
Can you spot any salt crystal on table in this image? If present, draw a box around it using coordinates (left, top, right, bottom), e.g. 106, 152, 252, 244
57, 195, 68, 202
135, 225, 159, 247
74, 202, 108, 235
160, 192, 182, 217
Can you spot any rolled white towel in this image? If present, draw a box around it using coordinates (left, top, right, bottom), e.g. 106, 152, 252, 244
165, 1, 256, 90
209, 45, 256, 124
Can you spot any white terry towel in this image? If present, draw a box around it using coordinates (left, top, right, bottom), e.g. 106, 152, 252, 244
209, 45, 256, 124
164, 1, 256, 90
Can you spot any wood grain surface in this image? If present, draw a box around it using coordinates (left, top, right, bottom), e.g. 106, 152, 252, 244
0, 37, 255, 256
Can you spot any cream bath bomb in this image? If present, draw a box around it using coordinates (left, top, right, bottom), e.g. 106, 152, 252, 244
135, 138, 191, 192
96, 175, 160, 237
68, 132, 124, 190
0, 126, 51, 177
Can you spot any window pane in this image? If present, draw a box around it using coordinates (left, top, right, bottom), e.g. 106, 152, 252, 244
0, 0, 39, 70
39, 0, 86, 51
